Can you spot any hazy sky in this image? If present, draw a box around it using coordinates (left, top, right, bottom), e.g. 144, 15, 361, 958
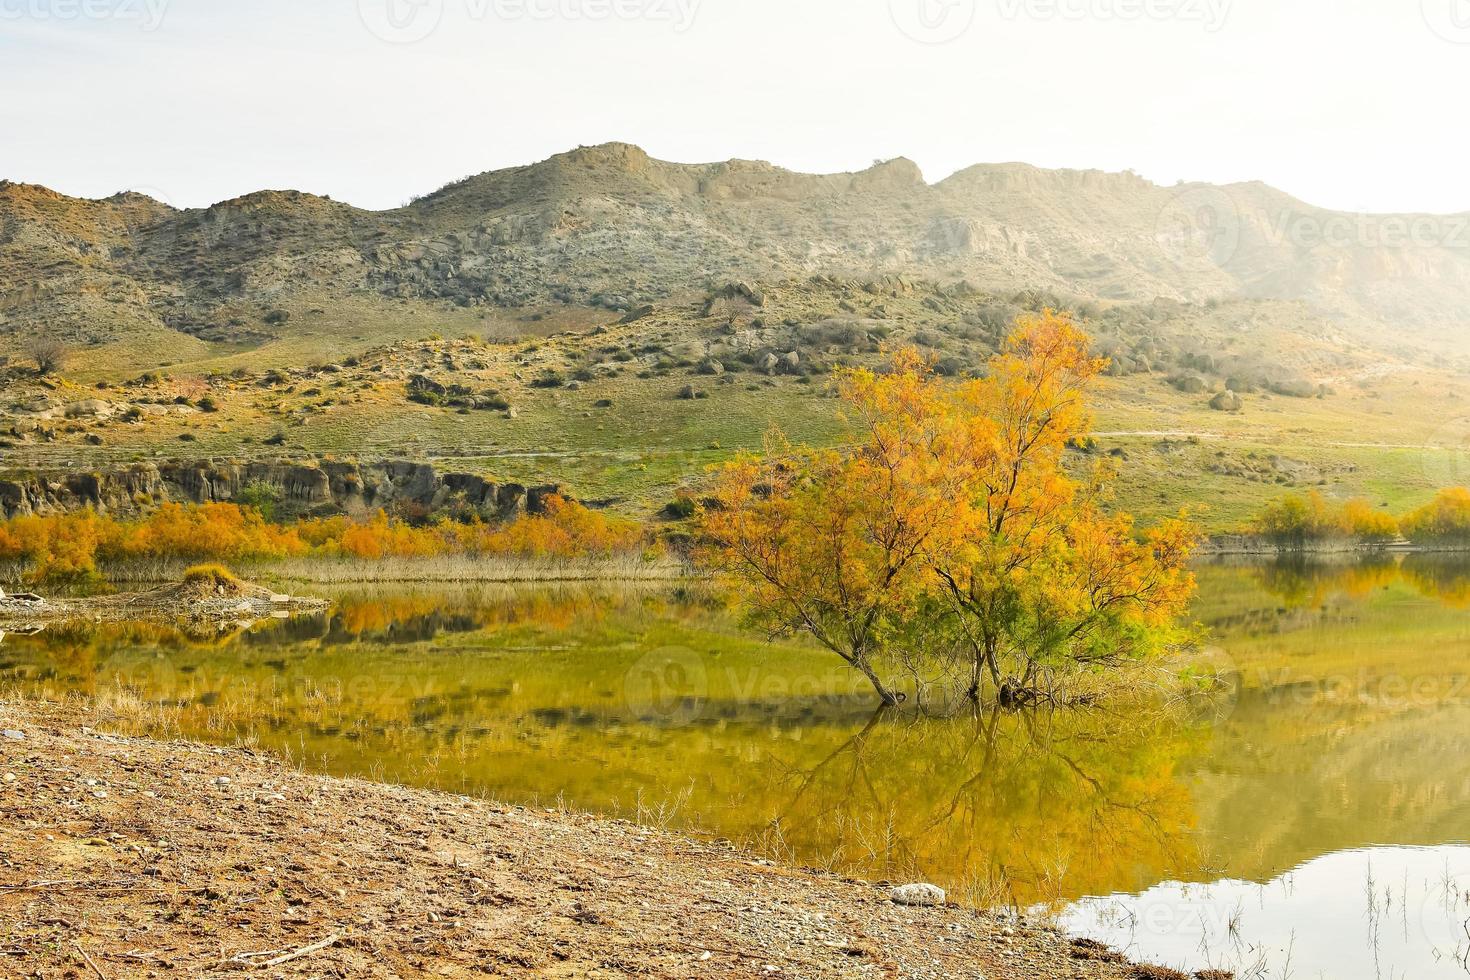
2, 0, 1467, 214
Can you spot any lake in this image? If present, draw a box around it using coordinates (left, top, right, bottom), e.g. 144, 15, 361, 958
5, 557, 1470, 978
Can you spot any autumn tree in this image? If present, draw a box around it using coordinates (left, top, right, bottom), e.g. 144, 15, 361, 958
923, 313, 1197, 703
700, 351, 977, 705
700, 311, 1199, 707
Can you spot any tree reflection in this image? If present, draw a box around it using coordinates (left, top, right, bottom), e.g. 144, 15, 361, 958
750, 704, 1205, 907
1230, 554, 1470, 610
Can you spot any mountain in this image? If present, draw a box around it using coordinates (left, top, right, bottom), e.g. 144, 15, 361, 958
4, 142, 1470, 361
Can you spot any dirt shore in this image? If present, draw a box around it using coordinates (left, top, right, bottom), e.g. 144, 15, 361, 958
0, 697, 1176, 980
0, 577, 328, 630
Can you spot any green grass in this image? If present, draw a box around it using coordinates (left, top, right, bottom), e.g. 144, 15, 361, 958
10, 282, 1470, 531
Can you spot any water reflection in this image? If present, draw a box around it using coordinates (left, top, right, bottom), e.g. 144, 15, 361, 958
1064, 846, 1470, 979
4, 560, 1470, 977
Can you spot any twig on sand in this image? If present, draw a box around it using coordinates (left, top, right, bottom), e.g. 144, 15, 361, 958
234, 933, 341, 969
73, 941, 109, 980
0, 878, 138, 896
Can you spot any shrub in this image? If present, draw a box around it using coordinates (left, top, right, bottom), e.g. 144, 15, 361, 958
1341, 499, 1399, 543
181, 564, 242, 589
236, 480, 284, 520
0, 499, 650, 580
1253, 492, 1399, 546
26, 337, 70, 375
1401, 488, 1470, 544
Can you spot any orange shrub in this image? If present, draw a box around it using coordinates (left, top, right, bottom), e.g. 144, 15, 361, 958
0, 496, 648, 581
105, 502, 308, 562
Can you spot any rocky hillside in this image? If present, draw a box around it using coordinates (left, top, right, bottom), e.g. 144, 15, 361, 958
0, 458, 566, 522
5, 143, 1470, 363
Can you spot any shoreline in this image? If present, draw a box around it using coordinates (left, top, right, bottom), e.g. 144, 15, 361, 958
1199, 536, 1470, 557
0, 555, 692, 590
6, 540, 1469, 598
0, 696, 1165, 979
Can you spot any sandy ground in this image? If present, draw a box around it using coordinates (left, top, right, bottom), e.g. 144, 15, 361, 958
0, 697, 1195, 979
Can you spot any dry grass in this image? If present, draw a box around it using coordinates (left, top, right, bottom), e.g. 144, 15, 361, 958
261, 553, 688, 584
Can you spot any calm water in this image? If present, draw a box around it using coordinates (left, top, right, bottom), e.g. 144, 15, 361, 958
6, 558, 1470, 978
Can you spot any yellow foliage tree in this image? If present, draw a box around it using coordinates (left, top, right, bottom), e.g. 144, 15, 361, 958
698, 356, 972, 704
701, 311, 1200, 706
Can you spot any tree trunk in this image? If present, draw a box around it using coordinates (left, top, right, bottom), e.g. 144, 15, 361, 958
855, 659, 903, 706
966, 652, 984, 703
967, 634, 1001, 704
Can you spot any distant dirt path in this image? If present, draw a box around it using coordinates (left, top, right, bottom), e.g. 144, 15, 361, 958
0, 698, 1146, 980
1096, 430, 1449, 451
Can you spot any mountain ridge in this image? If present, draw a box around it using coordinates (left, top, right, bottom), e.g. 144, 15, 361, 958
4, 143, 1469, 364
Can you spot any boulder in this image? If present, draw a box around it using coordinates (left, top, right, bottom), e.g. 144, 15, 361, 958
890, 883, 946, 907
408, 374, 447, 397
1171, 374, 1207, 394
1210, 390, 1244, 412
1269, 378, 1318, 399
64, 399, 116, 419
724, 281, 766, 307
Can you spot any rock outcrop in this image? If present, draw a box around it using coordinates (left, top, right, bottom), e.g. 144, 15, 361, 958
0, 459, 567, 521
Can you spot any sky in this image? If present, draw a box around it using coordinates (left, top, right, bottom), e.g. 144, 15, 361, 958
2, 0, 1468, 214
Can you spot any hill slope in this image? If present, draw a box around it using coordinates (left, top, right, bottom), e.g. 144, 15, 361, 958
4, 143, 1470, 366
